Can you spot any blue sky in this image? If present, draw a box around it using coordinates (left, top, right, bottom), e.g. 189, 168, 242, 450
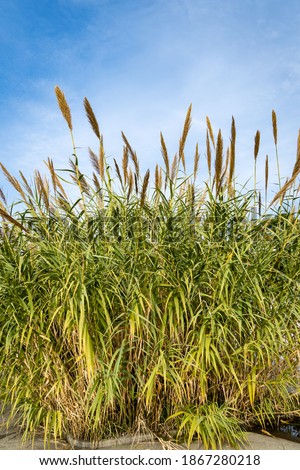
1, 0, 300, 204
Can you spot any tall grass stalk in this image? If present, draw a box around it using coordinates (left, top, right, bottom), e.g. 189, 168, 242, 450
253, 130, 260, 217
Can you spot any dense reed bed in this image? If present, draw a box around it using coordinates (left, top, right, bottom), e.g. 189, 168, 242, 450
0, 88, 300, 448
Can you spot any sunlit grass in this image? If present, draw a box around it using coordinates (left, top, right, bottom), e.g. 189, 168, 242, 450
0, 88, 299, 449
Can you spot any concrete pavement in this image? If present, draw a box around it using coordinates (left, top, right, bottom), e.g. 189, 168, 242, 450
1, 404, 300, 450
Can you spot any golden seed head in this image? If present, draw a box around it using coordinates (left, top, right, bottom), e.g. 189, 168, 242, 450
140, 169, 150, 207
179, 104, 192, 171
229, 117, 236, 185
0, 187, 6, 205
206, 116, 215, 148
258, 190, 262, 216
265, 155, 269, 192
224, 147, 230, 175
122, 132, 139, 179
0, 163, 25, 200
19, 170, 34, 197
132, 152, 140, 181
220, 147, 229, 189
89, 147, 99, 175
92, 172, 101, 193
170, 153, 178, 182
35, 170, 49, 210
254, 130, 260, 161
114, 158, 123, 186
84, 97, 100, 140
99, 136, 105, 180
215, 129, 223, 194
122, 146, 129, 184
187, 182, 195, 207
160, 132, 169, 177
134, 173, 139, 194
155, 164, 160, 190
159, 167, 163, 189
45, 158, 57, 193
127, 169, 134, 199
272, 109, 277, 146
231, 116, 236, 142
54, 86, 72, 131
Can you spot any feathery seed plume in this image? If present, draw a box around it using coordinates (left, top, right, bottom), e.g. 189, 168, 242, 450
0, 188, 6, 205
220, 147, 229, 186
35, 170, 49, 210
140, 169, 150, 207
272, 110, 277, 146
179, 104, 192, 171
229, 117, 236, 186
92, 172, 101, 193
122, 146, 129, 184
215, 129, 223, 194
19, 170, 34, 197
121, 132, 139, 179
89, 148, 100, 175
265, 155, 269, 193
99, 136, 105, 180
206, 130, 212, 177
84, 97, 100, 140
171, 154, 178, 182
206, 116, 215, 148
155, 164, 160, 190
254, 130, 260, 161
45, 158, 57, 194
160, 132, 169, 178
114, 158, 123, 187
134, 173, 139, 194
127, 169, 134, 199
55, 86, 72, 131
0, 163, 26, 200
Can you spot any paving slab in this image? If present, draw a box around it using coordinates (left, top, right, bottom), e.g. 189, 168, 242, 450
1, 404, 300, 450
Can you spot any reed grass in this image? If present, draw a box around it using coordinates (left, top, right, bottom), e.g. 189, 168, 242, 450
0, 89, 300, 449
178, 104, 192, 172
228, 117, 236, 196
253, 130, 260, 211
265, 155, 269, 209
272, 109, 281, 189
214, 130, 223, 196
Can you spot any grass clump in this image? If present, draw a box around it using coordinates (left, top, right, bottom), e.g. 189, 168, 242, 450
0, 88, 300, 449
